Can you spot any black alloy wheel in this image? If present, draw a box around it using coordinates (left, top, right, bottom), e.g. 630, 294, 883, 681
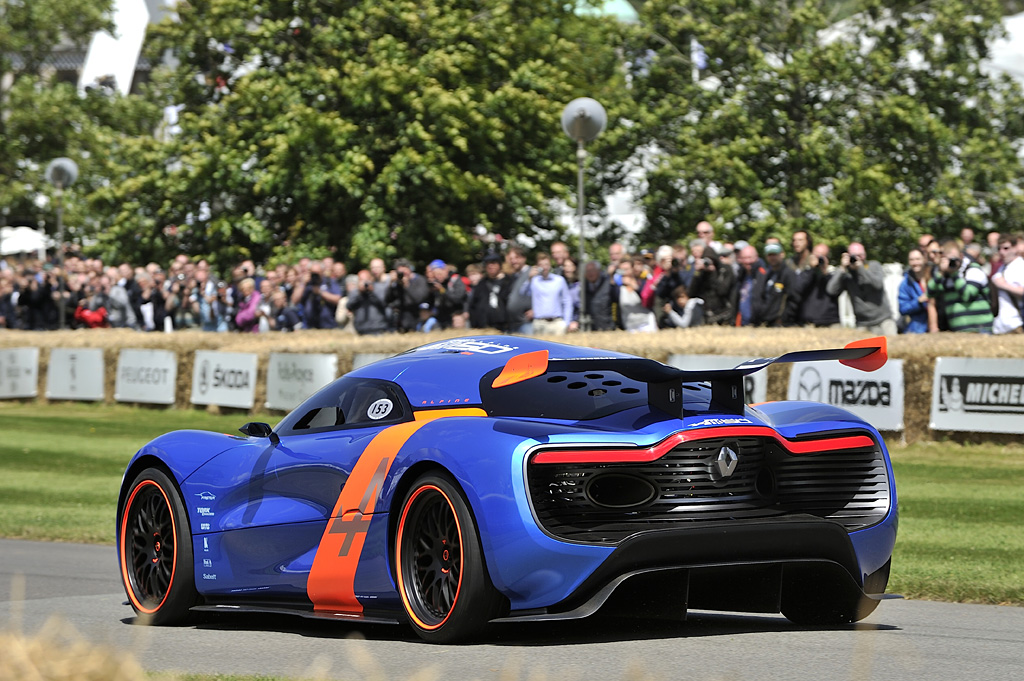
395, 472, 503, 643
119, 468, 197, 625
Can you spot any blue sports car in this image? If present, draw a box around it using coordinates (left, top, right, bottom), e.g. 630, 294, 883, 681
117, 335, 896, 642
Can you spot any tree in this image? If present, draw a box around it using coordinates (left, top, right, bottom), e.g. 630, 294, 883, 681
618, 0, 1024, 260
97, 0, 626, 268
1, 1, 108, 228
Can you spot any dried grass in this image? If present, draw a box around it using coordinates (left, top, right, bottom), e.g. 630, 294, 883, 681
0, 618, 145, 681
2, 327, 1022, 441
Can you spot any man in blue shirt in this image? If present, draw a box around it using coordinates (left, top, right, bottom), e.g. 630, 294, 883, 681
525, 252, 573, 335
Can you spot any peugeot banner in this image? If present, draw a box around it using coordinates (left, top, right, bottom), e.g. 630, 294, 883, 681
931, 357, 1024, 433
191, 351, 258, 409
115, 349, 177, 404
667, 354, 768, 405
786, 359, 904, 431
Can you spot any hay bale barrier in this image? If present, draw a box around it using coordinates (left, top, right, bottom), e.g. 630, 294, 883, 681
2, 327, 1022, 442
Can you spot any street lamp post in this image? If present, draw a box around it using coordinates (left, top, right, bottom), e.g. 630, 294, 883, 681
45, 158, 79, 330
560, 97, 606, 332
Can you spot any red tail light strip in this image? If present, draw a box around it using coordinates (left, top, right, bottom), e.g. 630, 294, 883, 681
530, 426, 874, 465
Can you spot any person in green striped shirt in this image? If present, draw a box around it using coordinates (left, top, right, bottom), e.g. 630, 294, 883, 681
926, 242, 994, 333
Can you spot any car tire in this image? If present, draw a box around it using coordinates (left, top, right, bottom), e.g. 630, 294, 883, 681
395, 472, 503, 643
119, 467, 198, 625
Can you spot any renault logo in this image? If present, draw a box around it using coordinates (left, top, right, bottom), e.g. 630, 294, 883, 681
710, 446, 739, 482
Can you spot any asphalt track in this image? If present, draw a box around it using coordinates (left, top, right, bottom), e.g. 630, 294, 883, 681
2, 538, 1022, 681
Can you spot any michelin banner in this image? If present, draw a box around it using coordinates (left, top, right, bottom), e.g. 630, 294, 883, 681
265, 353, 337, 411
666, 355, 768, 405
787, 359, 904, 431
191, 351, 258, 409
931, 357, 1024, 433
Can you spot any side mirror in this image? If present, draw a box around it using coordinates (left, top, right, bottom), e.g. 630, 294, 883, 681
239, 422, 280, 445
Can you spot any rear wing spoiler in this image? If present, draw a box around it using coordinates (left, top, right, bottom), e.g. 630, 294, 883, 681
491, 337, 887, 416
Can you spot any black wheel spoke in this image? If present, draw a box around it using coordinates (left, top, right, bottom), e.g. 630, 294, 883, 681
401, 485, 467, 625
124, 482, 175, 607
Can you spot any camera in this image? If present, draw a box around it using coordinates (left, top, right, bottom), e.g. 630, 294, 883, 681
395, 270, 404, 281
176, 273, 186, 282
702, 257, 713, 267
948, 257, 961, 271
848, 253, 860, 264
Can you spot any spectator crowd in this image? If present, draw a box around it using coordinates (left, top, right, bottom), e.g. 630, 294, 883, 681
2, 224, 1022, 336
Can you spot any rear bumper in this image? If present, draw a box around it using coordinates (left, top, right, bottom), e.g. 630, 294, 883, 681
495, 516, 882, 621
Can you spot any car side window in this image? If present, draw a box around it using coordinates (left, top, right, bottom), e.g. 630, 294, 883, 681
276, 377, 410, 436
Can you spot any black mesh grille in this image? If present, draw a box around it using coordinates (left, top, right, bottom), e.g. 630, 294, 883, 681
527, 435, 890, 543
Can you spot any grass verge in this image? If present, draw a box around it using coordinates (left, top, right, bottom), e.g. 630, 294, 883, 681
0, 402, 1021, 605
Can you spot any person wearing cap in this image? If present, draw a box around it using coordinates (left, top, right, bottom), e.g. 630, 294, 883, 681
385, 258, 429, 332
751, 243, 800, 326
827, 242, 898, 335
468, 252, 511, 331
425, 259, 467, 330
416, 301, 438, 332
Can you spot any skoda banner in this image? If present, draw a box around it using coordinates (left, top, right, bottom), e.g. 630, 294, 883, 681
115, 349, 177, 404
191, 351, 258, 409
931, 357, 1024, 433
786, 359, 904, 431
46, 348, 104, 401
266, 353, 337, 411
666, 355, 768, 405
0, 347, 39, 399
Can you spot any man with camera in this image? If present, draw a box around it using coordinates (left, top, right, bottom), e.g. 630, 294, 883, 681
794, 242, 842, 327
296, 261, 341, 329
190, 262, 228, 332
385, 258, 429, 332
826, 242, 896, 335
686, 248, 736, 325
927, 242, 994, 333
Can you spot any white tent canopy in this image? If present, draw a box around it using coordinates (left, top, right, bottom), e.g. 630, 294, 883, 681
0, 226, 52, 257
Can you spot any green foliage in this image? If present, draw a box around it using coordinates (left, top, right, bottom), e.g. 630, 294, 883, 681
620, 0, 1024, 260
0, 0, 133, 233
96, 0, 626, 268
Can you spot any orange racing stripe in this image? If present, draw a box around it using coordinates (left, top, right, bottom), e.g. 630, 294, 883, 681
306, 408, 483, 613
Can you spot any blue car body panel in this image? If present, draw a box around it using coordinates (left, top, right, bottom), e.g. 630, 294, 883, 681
117, 335, 898, 625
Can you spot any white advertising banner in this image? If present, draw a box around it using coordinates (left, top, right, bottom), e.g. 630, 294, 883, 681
787, 359, 904, 431
0, 347, 39, 399
46, 348, 104, 401
266, 353, 337, 411
931, 357, 1024, 433
115, 349, 177, 404
191, 351, 258, 409
667, 354, 768, 405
